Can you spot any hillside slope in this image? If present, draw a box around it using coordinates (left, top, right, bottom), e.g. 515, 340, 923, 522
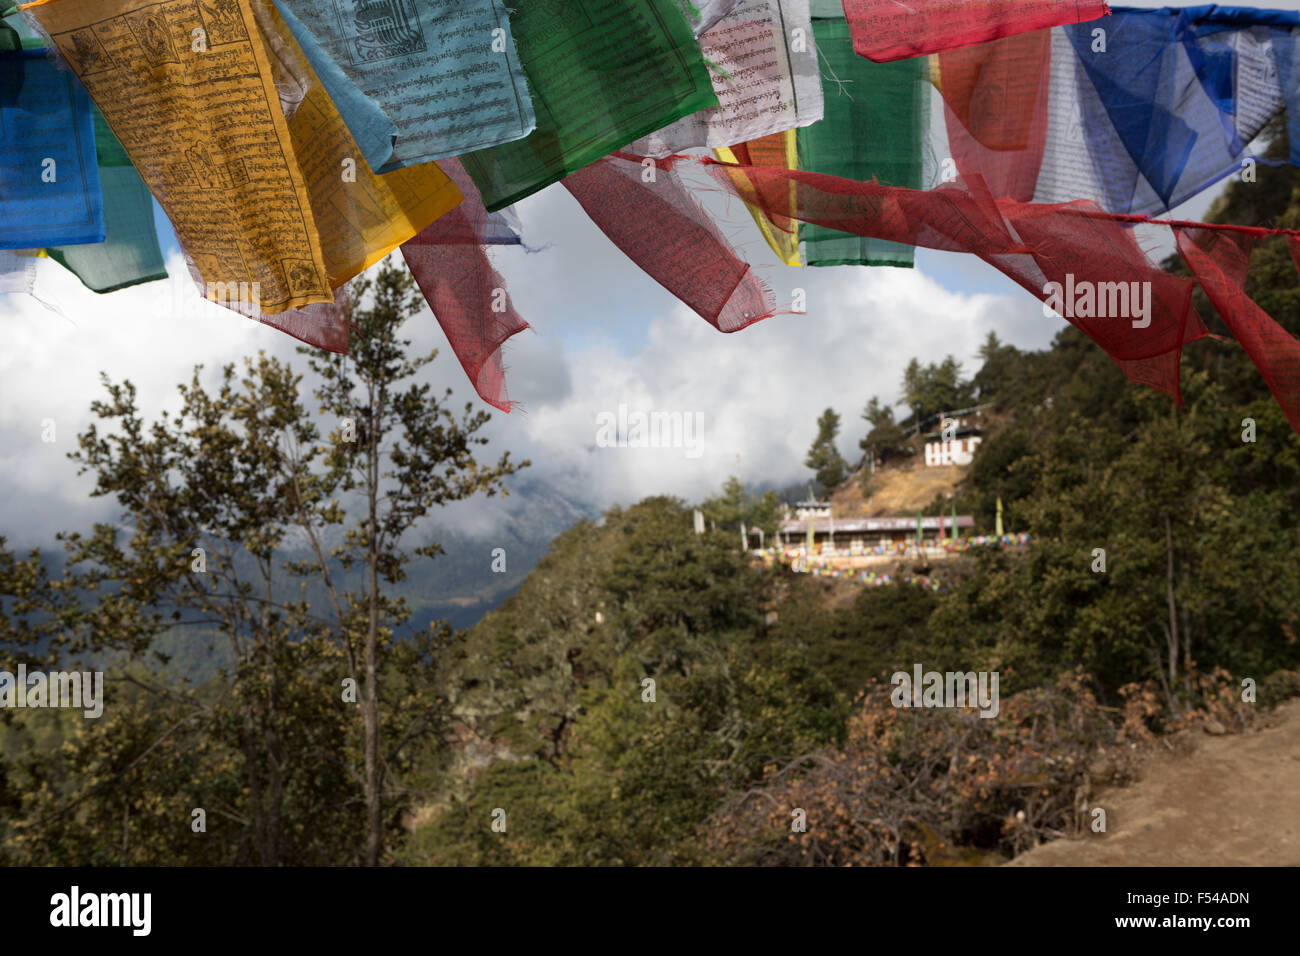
831, 463, 968, 517
1008, 699, 1300, 866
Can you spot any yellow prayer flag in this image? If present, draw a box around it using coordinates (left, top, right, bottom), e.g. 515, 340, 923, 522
715, 130, 801, 267
22, 0, 461, 316
258, 0, 461, 287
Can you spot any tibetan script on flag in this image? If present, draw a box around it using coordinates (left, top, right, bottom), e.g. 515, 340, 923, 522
273, 0, 536, 173
24, 0, 335, 313
631, 0, 822, 158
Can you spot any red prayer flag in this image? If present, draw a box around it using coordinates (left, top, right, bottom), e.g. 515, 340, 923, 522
401, 158, 529, 413
843, 0, 1110, 62
1177, 229, 1300, 433
704, 156, 1207, 400
179, 248, 350, 353
939, 29, 1053, 202
264, 287, 352, 354
564, 154, 777, 334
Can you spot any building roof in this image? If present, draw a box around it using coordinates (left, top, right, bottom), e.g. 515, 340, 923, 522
922, 425, 982, 441
778, 515, 975, 533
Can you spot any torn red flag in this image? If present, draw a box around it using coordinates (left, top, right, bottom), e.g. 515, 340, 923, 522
843, 0, 1109, 62
703, 156, 1207, 400
401, 158, 529, 413
1177, 229, 1300, 433
564, 153, 777, 334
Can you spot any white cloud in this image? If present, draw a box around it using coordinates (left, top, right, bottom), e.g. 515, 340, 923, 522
0, 253, 301, 544
3, 148, 1209, 548
497, 259, 1044, 513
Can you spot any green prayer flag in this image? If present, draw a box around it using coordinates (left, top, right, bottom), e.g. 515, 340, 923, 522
0, 13, 18, 52
797, 16, 926, 267
2, 7, 41, 48
47, 108, 166, 293
461, 0, 718, 212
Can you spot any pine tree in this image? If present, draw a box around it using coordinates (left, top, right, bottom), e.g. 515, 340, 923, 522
805, 409, 847, 494
300, 261, 525, 864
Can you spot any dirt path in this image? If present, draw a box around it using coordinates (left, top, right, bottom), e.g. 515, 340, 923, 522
1008, 699, 1300, 866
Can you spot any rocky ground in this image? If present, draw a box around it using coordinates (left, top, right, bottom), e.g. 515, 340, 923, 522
1009, 699, 1300, 866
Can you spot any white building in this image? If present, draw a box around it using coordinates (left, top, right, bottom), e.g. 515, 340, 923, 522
777, 514, 975, 550
792, 497, 832, 520
924, 432, 983, 466
922, 412, 984, 467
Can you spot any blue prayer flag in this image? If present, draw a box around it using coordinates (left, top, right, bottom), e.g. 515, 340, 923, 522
272, 0, 535, 174
0, 50, 104, 249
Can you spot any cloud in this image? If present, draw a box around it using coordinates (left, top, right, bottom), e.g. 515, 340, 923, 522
492, 258, 1050, 516
0, 232, 1057, 549
0, 254, 298, 544
2, 126, 1227, 548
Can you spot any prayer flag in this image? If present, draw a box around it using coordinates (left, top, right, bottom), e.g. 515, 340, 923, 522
46, 106, 166, 293
255, 0, 463, 288
723, 5, 1300, 265
401, 157, 528, 412
703, 155, 1207, 401
0, 249, 35, 294
1177, 228, 1300, 434
1056, 6, 1300, 213
680, 0, 745, 36
630, 0, 823, 157
0, 49, 103, 249
460, 0, 718, 212
843, 0, 1109, 63
23, 0, 338, 314
937, 6, 1300, 216
269, 0, 399, 174
483, 205, 525, 246
272, 0, 536, 173
564, 152, 776, 334
23, 0, 461, 347
715, 129, 801, 265
797, 14, 925, 267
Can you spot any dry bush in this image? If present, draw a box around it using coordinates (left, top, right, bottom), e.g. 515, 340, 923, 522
704, 666, 1293, 866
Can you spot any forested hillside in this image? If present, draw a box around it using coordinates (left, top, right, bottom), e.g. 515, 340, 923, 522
400, 125, 1300, 865
4, 126, 1300, 868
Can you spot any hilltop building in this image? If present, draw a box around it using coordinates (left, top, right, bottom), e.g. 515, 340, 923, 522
777, 513, 974, 550
792, 494, 832, 520
922, 408, 985, 467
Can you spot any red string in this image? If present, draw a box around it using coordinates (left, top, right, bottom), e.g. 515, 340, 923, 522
698, 154, 1300, 240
